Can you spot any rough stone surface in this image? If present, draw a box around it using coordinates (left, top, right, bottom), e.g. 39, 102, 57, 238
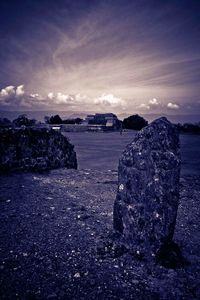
113, 117, 181, 258
0, 127, 77, 172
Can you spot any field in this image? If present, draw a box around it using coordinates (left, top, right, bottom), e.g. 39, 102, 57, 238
66, 131, 200, 175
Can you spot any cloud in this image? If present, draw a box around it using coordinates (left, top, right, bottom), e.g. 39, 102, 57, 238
47, 92, 54, 100
0, 84, 125, 111
0, 85, 47, 107
138, 103, 150, 110
75, 94, 87, 102
0, 85, 80, 108
30, 93, 41, 98
0, 85, 24, 99
138, 98, 160, 110
149, 98, 159, 105
16, 85, 25, 96
53, 93, 72, 104
167, 102, 179, 109
138, 98, 181, 111
0, 84, 184, 114
0, 85, 15, 98
47, 92, 87, 105
0, 85, 25, 106
94, 94, 126, 108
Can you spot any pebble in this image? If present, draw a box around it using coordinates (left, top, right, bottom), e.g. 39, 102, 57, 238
47, 293, 57, 299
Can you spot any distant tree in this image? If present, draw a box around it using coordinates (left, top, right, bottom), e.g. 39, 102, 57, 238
62, 119, 74, 124
44, 116, 50, 124
123, 114, 148, 130
48, 115, 63, 124
0, 118, 12, 128
62, 118, 83, 124
177, 122, 200, 133
115, 119, 123, 130
74, 118, 83, 124
13, 114, 36, 127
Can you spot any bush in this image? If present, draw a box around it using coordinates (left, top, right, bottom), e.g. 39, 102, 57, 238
63, 118, 83, 124
123, 114, 148, 130
13, 115, 36, 127
177, 123, 200, 133
0, 118, 12, 128
48, 115, 63, 124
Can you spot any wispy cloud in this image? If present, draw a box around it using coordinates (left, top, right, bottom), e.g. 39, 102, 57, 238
94, 94, 126, 109
0, 1, 199, 113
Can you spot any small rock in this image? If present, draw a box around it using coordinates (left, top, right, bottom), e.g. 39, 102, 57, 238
47, 293, 57, 299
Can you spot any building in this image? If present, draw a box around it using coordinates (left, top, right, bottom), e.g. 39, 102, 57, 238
84, 113, 119, 128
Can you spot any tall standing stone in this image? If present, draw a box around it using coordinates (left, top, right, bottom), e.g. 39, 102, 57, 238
113, 117, 181, 259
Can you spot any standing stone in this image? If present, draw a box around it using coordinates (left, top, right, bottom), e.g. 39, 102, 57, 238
113, 117, 181, 259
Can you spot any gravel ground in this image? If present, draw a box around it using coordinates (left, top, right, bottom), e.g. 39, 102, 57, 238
0, 168, 200, 300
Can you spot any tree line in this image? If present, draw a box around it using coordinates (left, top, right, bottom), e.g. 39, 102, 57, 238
0, 114, 200, 133
45, 114, 149, 130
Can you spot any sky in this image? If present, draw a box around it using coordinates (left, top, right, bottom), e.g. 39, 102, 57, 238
0, 0, 200, 115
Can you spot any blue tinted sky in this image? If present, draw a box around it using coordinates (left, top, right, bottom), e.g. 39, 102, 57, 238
0, 0, 199, 114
